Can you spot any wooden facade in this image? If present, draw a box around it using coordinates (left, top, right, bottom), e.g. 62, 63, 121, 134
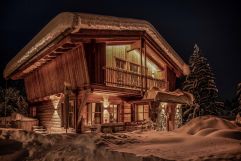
5, 13, 189, 133
24, 45, 89, 101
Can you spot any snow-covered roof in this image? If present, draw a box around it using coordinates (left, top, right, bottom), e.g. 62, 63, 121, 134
143, 87, 194, 105
4, 12, 189, 79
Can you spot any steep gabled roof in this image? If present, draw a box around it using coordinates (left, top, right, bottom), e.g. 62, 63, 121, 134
4, 12, 189, 79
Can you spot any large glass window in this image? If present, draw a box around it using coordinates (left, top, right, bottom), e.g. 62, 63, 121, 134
108, 104, 118, 123
87, 103, 102, 125
136, 104, 149, 121
86, 103, 121, 125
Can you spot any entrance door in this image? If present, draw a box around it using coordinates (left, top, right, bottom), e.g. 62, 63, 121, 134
166, 104, 176, 131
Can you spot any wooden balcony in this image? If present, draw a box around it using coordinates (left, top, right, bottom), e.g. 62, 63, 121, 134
104, 67, 167, 91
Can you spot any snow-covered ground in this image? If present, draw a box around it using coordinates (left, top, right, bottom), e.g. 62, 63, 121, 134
0, 115, 241, 161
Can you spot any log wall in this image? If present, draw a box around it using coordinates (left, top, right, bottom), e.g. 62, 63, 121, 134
24, 45, 89, 100
36, 100, 62, 132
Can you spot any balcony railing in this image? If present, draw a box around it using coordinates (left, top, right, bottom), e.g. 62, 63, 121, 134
104, 67, 167, 90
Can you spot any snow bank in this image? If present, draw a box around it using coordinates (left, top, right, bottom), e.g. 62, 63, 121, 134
0, 116, 240, 161
109, 130, 241, 161
175, 115, 240, 139
0, 128, 101, 161
0, 128, 161, 161
109, 116, 241, 161
207, 129, 241, 140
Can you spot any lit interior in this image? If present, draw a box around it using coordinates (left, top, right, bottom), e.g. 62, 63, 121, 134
106, 44, 165, 79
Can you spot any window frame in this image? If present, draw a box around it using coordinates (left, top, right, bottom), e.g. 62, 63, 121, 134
136, 104, 149, 121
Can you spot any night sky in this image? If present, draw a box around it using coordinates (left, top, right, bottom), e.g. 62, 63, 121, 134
0, 0, 240, 100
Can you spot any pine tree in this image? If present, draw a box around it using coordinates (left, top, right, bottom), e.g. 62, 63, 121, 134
231, 83, 241, 116
238, 83, 241, 112
182, 44, 222, 121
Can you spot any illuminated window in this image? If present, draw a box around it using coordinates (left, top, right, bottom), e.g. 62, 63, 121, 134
116, 58, 126, 69
108, 104, 118, 123
106, 44, 165, 89
136, 104, 149, 121
87, 103, 102, 125
130, 63, 139, 73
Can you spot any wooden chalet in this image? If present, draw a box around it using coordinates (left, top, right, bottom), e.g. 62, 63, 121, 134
4, 12, 192, 133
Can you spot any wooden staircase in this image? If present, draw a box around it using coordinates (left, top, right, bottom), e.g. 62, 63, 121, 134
32, 125, 47, 134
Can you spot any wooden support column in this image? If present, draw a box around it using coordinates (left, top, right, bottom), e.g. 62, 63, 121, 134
74, 90, 79, 131
64, 82, 72, 133
76, 89, 90, 133
64, 91, 69, 133
140, 37, 143, 95
144, 39, 147, 92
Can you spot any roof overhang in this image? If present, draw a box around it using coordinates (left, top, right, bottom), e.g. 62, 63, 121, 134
142, 88, 194, 106
4, 12, 189, 79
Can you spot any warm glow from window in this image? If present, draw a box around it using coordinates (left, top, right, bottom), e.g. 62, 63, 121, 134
106, 44, 164, 79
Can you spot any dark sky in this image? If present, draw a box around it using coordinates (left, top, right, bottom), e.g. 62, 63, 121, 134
0, 0, 240, 100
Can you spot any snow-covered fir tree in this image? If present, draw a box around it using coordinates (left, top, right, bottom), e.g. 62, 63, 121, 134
231, 83, 241, 116
182, 44, 222, 121
237, 83, 241, 111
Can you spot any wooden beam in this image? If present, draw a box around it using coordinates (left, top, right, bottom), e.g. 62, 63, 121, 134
125, 40, 141, 53
145, 41, 165, 70
12, 36, 79, 79
62, 43, 76, 48
55, 48, 71, 52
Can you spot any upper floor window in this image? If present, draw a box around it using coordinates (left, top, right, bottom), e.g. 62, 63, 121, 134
115, 58, 126, 70
129, 63, 139, 73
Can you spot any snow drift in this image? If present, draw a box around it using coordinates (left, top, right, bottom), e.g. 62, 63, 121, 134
0, 116, 241, 161
175, 115, 241, 140
0, 129, 157, 161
